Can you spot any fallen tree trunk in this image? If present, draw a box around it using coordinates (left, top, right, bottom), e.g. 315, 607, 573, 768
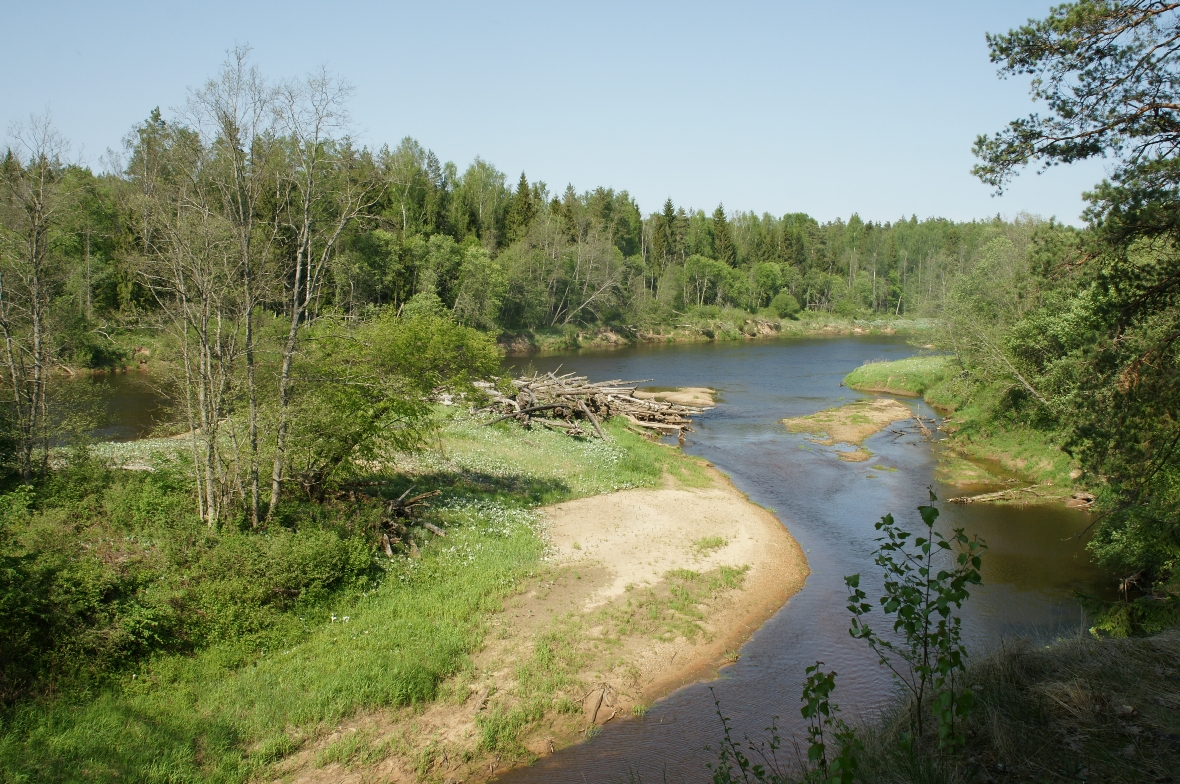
948, 482, 1051, 504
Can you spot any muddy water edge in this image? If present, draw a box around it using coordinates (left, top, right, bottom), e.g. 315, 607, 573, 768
498, 335, 1114, 783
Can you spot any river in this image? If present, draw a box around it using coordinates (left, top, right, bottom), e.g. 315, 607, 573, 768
86, 371, 170, 442
91, 336, 1110, 782
497, 335, 1112, 783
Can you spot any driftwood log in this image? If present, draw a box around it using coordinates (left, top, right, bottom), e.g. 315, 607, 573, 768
948, 482, 1050, 504
475, 371, 709, 441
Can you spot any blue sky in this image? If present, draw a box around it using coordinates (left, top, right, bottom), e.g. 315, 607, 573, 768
2, 1, 1108, 225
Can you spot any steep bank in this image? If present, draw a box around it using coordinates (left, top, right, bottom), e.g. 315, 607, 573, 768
499, 315, 934, 354
855, 631, 1180, 783
280, 466, 807, 784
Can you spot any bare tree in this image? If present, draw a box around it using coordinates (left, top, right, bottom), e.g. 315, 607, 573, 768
0, 115, 72, 478
266, 70, 382, 519
134, 117, 244, 527
186, 46, 282, 526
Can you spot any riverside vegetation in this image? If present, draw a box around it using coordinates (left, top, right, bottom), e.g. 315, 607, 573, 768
0, 409, 711, 781
6, 2, 1180, 782
703, 4, 1180, 783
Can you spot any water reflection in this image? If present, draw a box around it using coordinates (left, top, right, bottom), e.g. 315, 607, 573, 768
86, 371, 170, 442
498, 336, 1112, 783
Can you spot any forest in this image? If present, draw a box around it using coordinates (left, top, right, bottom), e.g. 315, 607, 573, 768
2, 0, 1180, 780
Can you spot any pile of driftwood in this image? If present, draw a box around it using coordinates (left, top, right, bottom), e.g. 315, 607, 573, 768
475, 372, 708, 440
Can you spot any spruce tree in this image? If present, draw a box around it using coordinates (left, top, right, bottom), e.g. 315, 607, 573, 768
713, 203, 736, 267
505, 172, 535, 243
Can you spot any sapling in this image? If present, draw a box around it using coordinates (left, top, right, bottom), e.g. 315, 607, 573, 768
845, 492, 986, 751
800, 662, 860, 784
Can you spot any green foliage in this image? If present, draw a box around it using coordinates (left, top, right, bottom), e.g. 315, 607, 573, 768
966, 1, 1180, 610
704, 664, 860, 784
800, 663, 860, 784
706, 690, 789, 784
277, 306, 498, 501
769, 290, 801, 319
845, 494, 986, 751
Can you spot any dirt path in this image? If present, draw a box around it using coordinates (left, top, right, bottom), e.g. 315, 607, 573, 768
276, 466, 807, 784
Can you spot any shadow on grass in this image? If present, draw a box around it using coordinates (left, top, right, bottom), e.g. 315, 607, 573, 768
363, 468, 573, 508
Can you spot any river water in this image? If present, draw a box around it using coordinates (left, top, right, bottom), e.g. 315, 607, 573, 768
90, 337, 1109, 781
498, 335, 1112, 783
87, 371, 170, 442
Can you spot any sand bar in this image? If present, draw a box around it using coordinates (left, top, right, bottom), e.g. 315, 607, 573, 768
282, 466, 807, 784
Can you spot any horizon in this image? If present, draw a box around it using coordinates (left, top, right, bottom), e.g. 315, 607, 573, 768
3, 1, 1109, 226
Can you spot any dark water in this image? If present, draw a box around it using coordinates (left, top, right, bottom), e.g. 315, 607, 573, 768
86, 371, 170, 441
498, 336, 1112, 783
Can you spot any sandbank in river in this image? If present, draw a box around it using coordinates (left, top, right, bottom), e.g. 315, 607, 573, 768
282, 458, 806, 784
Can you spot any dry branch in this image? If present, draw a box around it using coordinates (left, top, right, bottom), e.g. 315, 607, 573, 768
475, 371, 709, 440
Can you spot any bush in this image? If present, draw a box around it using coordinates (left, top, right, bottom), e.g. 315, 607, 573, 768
770, 290, 801, 319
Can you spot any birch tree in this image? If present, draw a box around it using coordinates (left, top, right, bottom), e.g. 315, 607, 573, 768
267, 71, 382, 519
133, 117, 243, 527
0, 116, 72, 478
186, 47, 281, 526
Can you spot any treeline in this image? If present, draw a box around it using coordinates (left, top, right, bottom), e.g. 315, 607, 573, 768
2, 63, 1052, 362
2, 49, 1075, 531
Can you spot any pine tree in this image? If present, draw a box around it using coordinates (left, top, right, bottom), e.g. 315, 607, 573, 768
713, 203, 736, 267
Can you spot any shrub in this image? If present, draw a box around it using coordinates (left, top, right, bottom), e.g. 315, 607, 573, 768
770, 290, 801, 319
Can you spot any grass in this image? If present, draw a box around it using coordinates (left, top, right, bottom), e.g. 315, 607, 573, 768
843, 354, 951, 396
855, 630, 1180, 783
0, 410, 694, 783
694, 535, 728, 554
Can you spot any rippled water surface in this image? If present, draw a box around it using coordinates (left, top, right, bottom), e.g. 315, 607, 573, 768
498, 336, 1111, 783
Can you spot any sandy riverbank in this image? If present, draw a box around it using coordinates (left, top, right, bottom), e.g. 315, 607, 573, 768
280, 465, 807, 784
633, 386, 717, 407
782, 397, 916, 462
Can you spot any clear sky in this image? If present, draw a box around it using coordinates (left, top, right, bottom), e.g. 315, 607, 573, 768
2, 1, 1108, 225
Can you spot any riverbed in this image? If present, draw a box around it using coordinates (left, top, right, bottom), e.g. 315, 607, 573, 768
498, 335, 1111, 783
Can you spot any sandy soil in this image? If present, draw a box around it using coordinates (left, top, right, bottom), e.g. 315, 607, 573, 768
633, 387, 717, 407
782, 397, 915, 462
276, 467, 806, 784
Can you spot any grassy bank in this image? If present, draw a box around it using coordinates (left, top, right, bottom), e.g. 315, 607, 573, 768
500, 312, 935, 353
843, 355, 1083, 494
0, 411, 696, 783
853, 631, 1180, 783
843, 354, 950, 396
